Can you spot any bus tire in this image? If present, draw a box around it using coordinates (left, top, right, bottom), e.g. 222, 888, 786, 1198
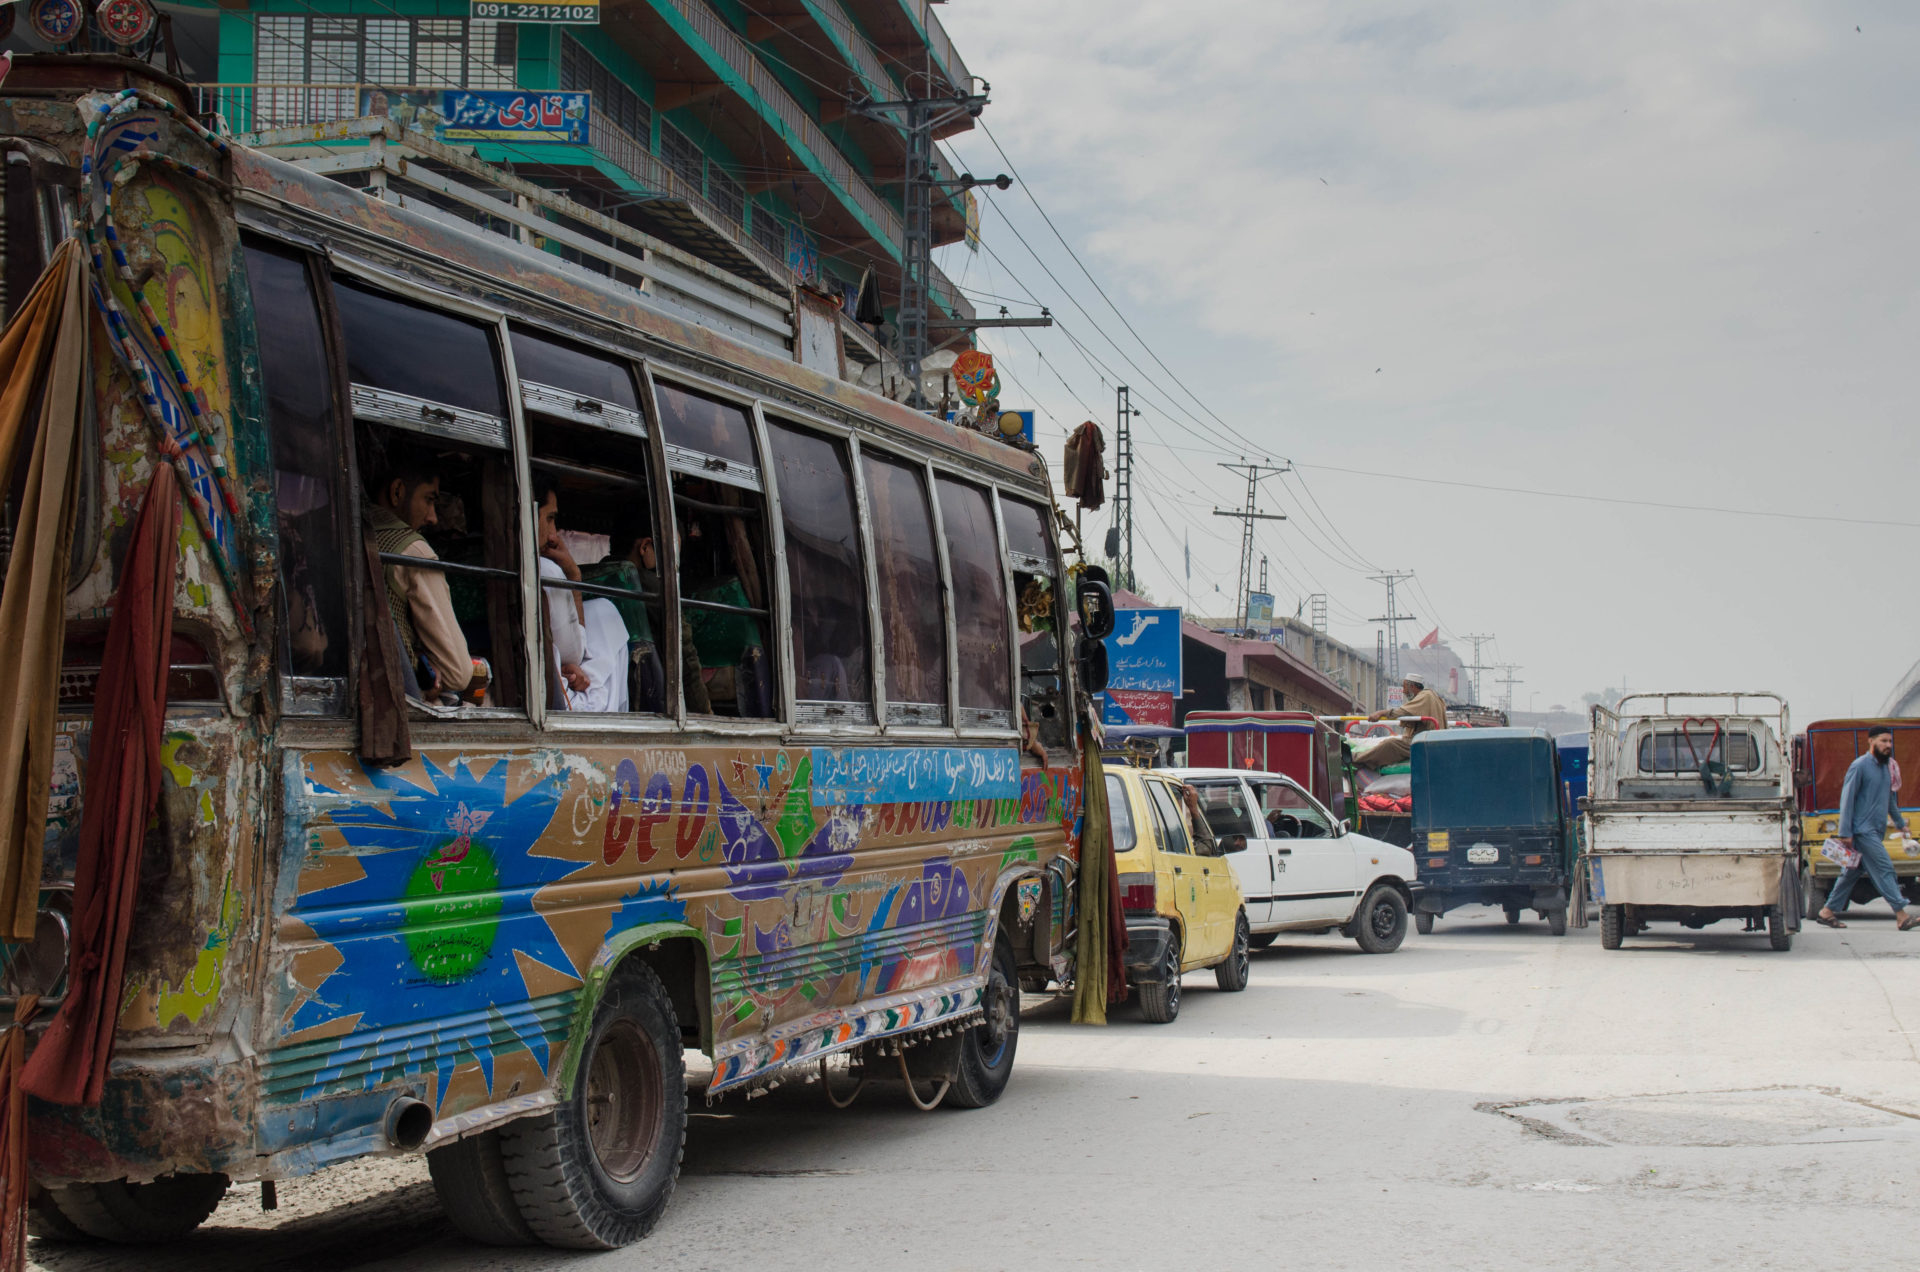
501, 963, 686, 1250
27, 1186, 92, 1242
946, 933, 1021, 1109
42, 1173, 228, 1243
429, 1128, 537, 1246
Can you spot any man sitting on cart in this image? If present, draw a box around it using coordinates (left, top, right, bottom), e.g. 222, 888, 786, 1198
1355, 672, 1449, 771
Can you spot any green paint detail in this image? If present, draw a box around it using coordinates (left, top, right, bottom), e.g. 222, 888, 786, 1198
556, 922, 705, 1098
402, 843, 504, 983
999, 836, 1040, 874
773, 754, 816, 858
153, 872, 242, 1028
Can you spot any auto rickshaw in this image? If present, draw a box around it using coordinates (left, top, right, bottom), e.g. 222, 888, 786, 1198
1410, 728, 1580, 935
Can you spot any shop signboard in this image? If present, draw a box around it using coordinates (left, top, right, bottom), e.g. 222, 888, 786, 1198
1245, 590, 1273, 637
470, 0, 599, 25
440, 90, 590, 144
1103, 607, 1181, 695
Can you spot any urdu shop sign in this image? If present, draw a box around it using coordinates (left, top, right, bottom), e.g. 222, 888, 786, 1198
440, 90, 590, 144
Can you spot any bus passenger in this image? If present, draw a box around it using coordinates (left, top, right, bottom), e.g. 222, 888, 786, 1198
537, 480, 629, 712
630, 521, 712, 714
365, 451, 472, 702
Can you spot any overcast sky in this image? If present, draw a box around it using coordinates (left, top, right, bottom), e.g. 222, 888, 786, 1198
934, 0, 1918, 717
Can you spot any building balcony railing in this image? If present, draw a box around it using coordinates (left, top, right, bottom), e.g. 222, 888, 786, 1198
194, 81, 970, 325
894, 0, 973, 94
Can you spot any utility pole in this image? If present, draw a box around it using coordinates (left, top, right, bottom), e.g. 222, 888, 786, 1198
1375, 630, 1386, 710
1258, 555, 1268, 594
1112, 385, 1138, 588
852, 86, 992, 409
1213, 460, 1289, 635
1368, 571, 1415, 684
1462, 633, 1496, 706
1495, 664, 1523, 713
1309, 593, 1328, 674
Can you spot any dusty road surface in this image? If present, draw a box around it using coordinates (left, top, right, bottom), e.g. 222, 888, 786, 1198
32, 906, 1920, 1272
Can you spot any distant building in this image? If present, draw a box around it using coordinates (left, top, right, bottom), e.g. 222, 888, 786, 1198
1883, 657, 1920, 716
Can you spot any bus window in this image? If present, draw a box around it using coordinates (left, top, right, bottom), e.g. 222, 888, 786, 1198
935, 475, 1012, 732
861, 452, 947, 726
765, 419, 872, 725
652, 380, 776, 719
511, 326, 661, 717
337, 277, 523, 711
1001, 495, 1067, 756
242, 239, 351, 709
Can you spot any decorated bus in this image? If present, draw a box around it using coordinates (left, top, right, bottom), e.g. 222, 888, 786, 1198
0, 56, 1110, 1253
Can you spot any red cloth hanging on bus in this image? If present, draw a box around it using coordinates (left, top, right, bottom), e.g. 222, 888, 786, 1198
21, 464, 181, 1107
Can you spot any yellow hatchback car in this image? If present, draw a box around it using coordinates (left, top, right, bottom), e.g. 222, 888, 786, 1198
1106, 766, 1251, 1023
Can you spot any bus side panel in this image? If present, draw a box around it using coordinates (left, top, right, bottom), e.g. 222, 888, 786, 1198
264, 743, 1078, 1161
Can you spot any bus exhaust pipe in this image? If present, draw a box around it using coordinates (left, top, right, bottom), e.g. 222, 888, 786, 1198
383, 1098, 433, 1151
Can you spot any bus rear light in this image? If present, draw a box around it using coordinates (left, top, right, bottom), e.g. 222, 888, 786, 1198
1117, 872, 1157, 914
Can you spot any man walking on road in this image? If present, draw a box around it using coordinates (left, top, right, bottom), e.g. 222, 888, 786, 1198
1816, 725, 1919, 930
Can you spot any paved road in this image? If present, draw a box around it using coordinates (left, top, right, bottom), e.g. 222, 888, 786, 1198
32, 906, 1920, 1272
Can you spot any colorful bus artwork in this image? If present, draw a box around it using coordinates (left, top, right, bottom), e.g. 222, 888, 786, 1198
0, 58, 1096, 1252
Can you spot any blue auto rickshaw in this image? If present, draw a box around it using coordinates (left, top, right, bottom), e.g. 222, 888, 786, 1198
1410, 728, 1579, 935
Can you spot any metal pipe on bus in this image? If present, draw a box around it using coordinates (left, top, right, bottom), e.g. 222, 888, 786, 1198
383, 1097, 433, 1151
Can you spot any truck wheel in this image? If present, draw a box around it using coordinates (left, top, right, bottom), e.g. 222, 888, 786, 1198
1138, 931, 1182, 1024
1768, 904, 1793, 952
1354, 885, 1408, 954
1214, 912, 1251, 992
501, 963, 686, 1249
1600, 905, 1623, 949
430, 1128, 537, 1246
1415, 912, 1435, 935
945, 934, 1021, 1108
41, 1173, 229, 1243
1548, 907, 1568, 937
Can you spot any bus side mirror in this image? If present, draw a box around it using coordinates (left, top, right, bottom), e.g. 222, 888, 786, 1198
1076, 571, 1115, 640
1076, 636, 1110, 694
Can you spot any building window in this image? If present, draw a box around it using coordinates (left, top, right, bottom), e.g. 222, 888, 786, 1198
253, 16, 516, 90
660, 120, 703, 192
749, 207, 781, 257
708, 168, 744, 225
560, 35, 650, 143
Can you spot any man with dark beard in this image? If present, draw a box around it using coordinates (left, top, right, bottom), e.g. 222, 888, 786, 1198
1816, 725, 1919, 930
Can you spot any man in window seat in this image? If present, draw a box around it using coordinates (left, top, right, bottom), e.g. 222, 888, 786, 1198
366, 452, 471, 703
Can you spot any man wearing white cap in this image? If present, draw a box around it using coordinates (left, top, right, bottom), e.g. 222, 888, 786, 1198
1355, 673, 1449, 769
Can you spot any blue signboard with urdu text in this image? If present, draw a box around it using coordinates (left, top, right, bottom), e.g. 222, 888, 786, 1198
1103, 607, 1182, 695
440, 90, 589, 144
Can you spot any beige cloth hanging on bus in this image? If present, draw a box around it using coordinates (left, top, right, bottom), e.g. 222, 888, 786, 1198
0, 241, 87, 941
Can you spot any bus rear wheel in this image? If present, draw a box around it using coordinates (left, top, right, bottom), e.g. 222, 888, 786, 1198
429, 1127, 537, 1246
945, 933, 1021, 1109
40, 1172, 228, 1243
501, 963, 685, 1249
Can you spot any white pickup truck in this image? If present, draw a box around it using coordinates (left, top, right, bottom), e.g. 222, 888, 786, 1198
1584, 692, 1799, 951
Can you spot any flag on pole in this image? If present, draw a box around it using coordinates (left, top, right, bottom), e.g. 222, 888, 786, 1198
1418, 626, 1439, 649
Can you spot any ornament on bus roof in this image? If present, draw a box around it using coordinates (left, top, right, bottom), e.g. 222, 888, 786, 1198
28, 0, 85, 46
951, 349, 998, 406
96, 0, 156, 48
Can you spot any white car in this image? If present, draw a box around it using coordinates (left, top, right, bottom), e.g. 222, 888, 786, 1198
1166, 767, 1417, 954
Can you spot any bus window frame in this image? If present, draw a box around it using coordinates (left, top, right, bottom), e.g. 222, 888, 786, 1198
505, 317, 681, 736
755, 398, 884, 735
857, 442, 958, 738
328, 254, 539, 728
997, 489, 1073, 761
638, 361, 785, 738
925, 457, 1021, 741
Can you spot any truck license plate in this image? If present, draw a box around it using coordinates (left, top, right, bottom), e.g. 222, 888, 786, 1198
1467, 845, 1499, 864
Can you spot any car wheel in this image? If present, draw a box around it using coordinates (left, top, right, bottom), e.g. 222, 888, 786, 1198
1248, 932, 1278, 951
1214, 912, 1251, 992
500, 963, 685, 1249
1137, 929, 1182, 1024
1768, 903, 1792, 952
1414, 912, 1435, 935
1547, 907, 1568, 937
1600, 904, 1623, 950
1354, 886, 1408, 954
945, 934, 1021, 1108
